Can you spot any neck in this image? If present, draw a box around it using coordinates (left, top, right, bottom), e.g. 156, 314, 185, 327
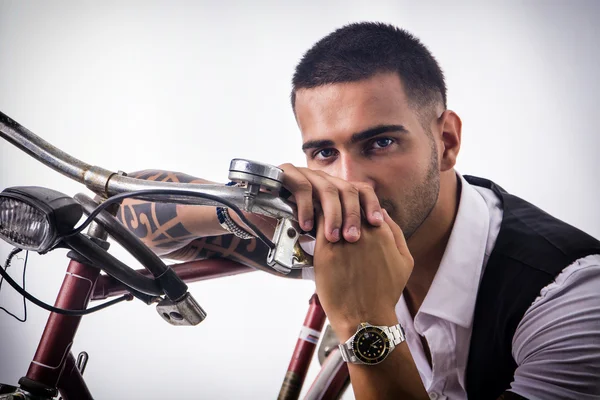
403, 171, 460, 317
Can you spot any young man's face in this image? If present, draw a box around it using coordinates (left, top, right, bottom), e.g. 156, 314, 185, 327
294, 72, 441, 238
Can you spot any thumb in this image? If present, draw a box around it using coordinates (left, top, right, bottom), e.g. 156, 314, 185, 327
382, 209, 410, 255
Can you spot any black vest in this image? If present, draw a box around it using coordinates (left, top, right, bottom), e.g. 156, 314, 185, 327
463, 176, 600, 399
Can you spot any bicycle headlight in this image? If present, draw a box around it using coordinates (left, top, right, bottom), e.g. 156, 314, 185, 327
0, 186, 82, 253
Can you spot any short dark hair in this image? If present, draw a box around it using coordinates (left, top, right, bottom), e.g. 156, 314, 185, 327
291, 22, 447, 119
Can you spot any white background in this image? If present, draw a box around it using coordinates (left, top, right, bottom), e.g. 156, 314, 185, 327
1, 1, 599, 399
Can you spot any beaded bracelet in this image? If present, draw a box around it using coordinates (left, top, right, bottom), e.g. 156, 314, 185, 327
216, 181, 254, 239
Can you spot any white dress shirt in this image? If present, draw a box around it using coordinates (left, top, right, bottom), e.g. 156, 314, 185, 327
302, 173, 600, 399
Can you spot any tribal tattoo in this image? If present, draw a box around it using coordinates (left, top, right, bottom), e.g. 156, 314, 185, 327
164, 234, 301, 278
117, 170, 206, 252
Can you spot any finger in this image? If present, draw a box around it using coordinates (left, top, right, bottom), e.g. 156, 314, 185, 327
279, 163, 315, 232
338, 183, 362, 242
312, 211, 333, 278
316, 172, 361, 242
382, 209, 410, 255
314, 210, 327, 242
355, 182, 384, 227
301, 169, 343, 242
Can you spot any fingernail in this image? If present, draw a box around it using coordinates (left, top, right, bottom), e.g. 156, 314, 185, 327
347, 226, 359, 239
304, 220, 313, 231
373, 211, 383, 222
331, 228, 340, 241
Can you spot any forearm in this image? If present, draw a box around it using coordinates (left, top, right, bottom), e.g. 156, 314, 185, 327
117, 169, 228, 255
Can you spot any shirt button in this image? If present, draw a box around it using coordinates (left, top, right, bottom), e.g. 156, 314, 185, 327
429, 393, 439, 400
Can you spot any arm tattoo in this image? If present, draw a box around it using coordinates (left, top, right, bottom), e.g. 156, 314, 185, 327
164, 234, 302, 279
116, 170, 208, 251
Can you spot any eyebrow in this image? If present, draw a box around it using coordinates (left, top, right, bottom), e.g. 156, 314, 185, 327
301, 124, 408, 152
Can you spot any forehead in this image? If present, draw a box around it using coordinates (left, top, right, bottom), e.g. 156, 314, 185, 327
294, 72, 414, 142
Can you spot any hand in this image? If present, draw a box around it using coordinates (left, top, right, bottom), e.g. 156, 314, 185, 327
279, 163, 384, 243
312, 209, 414, 339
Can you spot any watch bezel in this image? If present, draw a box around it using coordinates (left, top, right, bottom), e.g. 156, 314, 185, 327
351, 325, 391, 365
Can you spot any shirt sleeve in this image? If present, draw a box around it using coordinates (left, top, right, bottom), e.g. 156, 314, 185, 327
510, 254, 600, 400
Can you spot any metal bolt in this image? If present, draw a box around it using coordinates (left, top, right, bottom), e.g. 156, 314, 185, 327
170, 312, 184, 321
287, 228, 297, 238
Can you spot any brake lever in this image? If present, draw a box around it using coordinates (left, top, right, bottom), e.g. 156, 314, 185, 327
267, 218, 314, 274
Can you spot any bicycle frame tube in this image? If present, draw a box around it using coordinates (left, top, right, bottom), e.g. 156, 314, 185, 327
23, 258, 98, 399
91, 259, 255, 301
278, 293, 327, 400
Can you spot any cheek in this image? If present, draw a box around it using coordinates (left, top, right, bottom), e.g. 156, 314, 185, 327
371, 156, 425, 197
377, 156, 421, 181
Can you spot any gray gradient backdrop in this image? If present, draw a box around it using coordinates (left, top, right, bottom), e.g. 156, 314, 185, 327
0, 1, 599, 399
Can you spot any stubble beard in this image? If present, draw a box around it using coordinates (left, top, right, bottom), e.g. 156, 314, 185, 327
380, 140, 440, 239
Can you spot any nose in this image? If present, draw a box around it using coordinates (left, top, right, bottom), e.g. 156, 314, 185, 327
335, 154, 375, 189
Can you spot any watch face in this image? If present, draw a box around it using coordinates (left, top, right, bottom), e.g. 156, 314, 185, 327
352, 326, 390, 365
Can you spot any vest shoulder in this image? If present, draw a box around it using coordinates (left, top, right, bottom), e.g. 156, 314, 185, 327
465, 174, 600, 275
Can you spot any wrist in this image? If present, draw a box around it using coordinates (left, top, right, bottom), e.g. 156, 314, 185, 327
175, 204, 226, 237
213, 180, 254, 237
332, 310, 399, 342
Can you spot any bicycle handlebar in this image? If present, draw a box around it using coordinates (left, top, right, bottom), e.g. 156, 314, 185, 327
0, 110, 295, 220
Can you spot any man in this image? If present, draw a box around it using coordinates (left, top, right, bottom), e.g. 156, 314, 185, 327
119, 22, 600, 399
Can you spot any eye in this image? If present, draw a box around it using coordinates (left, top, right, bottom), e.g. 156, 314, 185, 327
364, 137, 396, 155
371, 138, 394, 149
313, 148, 337, 160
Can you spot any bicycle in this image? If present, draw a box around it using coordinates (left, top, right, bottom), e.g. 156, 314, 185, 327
0, 111, 350, 399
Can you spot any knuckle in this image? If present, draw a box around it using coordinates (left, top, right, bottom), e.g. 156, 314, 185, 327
350, 180, 366, 188
322, 184, 339, 197
313, 170, 333, 180
346, 209, 362, 220
295, 180, 313, 193
356, 182, 375, 194
344, 184, 360, 197
365, 189, 378, 200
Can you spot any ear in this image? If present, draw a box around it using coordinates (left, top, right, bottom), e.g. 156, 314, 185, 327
436, 110, 462, 171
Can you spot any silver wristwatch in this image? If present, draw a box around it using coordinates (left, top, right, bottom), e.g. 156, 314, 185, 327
338, 322, 406, 365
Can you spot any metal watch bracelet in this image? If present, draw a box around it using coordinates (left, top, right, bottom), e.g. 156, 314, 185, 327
339, 323, 406, 364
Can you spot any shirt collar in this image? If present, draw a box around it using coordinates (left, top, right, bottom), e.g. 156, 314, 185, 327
414, 173, 491, 329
